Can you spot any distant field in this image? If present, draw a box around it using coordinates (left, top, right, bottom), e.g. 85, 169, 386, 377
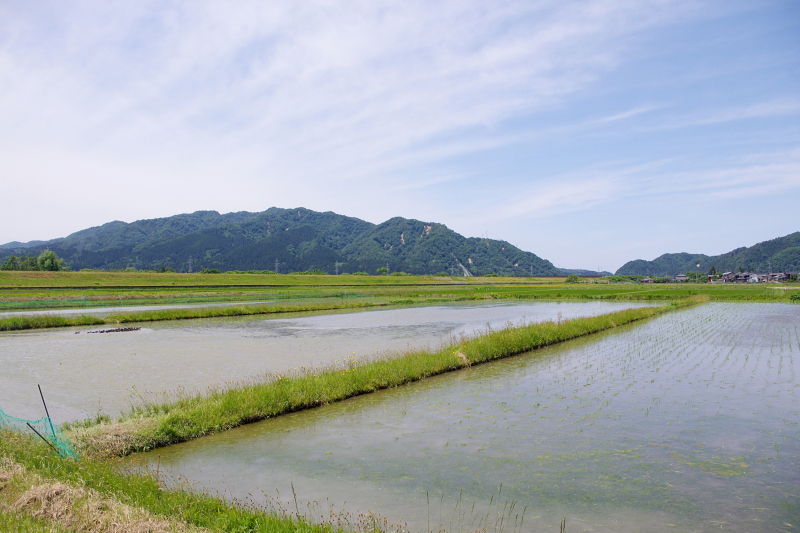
0, 272, 796, 315
0, 270, 554, 288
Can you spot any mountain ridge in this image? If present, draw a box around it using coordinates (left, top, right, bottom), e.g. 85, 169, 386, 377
1, 208, 567, 276
615, 232, 800, 275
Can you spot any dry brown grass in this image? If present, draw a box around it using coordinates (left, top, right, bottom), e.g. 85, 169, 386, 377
453, 350, 471, 367
66, 418, 160, 460
0, 457, 203, 533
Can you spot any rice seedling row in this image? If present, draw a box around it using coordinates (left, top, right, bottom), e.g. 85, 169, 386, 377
124, 302, 799, 532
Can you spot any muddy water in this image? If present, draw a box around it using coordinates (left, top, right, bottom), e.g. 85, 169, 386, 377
0, 300, 650, 422
128, 303, 800, 532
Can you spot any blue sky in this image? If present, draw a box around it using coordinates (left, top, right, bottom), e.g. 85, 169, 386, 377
1, 1, 797, 271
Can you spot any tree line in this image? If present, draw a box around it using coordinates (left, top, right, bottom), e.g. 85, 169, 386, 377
1, 251, 68, 271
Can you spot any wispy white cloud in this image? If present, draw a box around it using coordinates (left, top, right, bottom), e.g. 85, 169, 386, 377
470, 147, 800, 229
677, 151, 800, 199
587, 105, 663, 125
655, 98, 800, 130
0, 1, 699, 185
503, 178, 620, 219
700, 99, 800, 124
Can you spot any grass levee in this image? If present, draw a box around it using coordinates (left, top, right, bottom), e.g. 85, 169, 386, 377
0, 314, 105, 331
104, 300, 408, 323
0, 300, 412, 331
0, 431, 352, 533
68, 296, 706, 458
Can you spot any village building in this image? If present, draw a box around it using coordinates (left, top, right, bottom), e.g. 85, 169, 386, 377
673, 270, 794, 283
768, 272, 791, 282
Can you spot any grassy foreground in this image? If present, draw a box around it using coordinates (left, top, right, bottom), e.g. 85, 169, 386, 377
0, 432, 351, 533
67, 297, 706, 459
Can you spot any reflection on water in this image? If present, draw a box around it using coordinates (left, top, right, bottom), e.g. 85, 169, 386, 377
128, 303, 800, 532
0, 300, 649, 422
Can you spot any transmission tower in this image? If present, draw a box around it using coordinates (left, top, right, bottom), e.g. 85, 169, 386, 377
187, 254, 193, 274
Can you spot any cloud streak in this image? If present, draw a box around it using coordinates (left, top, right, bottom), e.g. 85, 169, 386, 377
1, 1, 700, 183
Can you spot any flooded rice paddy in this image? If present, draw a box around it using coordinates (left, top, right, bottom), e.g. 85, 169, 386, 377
0, 299, 276, 318
128, 303, 799, 532
0, 300, 649, 422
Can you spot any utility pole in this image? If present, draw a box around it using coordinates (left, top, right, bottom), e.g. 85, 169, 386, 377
530, 264, 533, 277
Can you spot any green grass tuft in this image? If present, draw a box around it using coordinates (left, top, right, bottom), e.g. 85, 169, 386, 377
0, 314, 104, 331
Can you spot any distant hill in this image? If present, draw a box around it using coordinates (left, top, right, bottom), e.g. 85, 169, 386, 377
559, 268, 612, 277
0, 240, 46, 249
616, 232, 800, 276
1, 208, 561, 276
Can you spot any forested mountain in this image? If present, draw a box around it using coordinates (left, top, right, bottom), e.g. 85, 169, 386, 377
615, 232, 800, 276
1, 208, 561, 276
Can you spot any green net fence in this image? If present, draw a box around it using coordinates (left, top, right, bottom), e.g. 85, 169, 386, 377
0, 405, 80, 461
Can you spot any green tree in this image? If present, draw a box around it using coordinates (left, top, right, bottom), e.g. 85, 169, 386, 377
0, 255, 20, 270
37, 250, 66, 271
686, 270, 704, 282
565, 274, 580, 283
708, 266, 717, 276
376, 267, 389, 275
1, 255, 41, 270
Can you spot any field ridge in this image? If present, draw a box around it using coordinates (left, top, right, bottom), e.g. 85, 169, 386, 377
67, 296, 706, 458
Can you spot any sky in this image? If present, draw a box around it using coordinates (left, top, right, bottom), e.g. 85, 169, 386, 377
1, 1, 798, 271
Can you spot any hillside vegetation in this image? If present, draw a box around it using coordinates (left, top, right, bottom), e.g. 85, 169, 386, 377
1, 208, 560, 276
616, 231, 800, 275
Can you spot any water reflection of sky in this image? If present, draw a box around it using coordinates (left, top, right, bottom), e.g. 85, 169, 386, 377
0, 300, 652, 422
129, 303, 800, 533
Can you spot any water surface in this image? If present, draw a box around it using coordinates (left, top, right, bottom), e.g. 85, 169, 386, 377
0, 300, 648, 422
0, 299, 276, 318
128, 303, 800, 532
